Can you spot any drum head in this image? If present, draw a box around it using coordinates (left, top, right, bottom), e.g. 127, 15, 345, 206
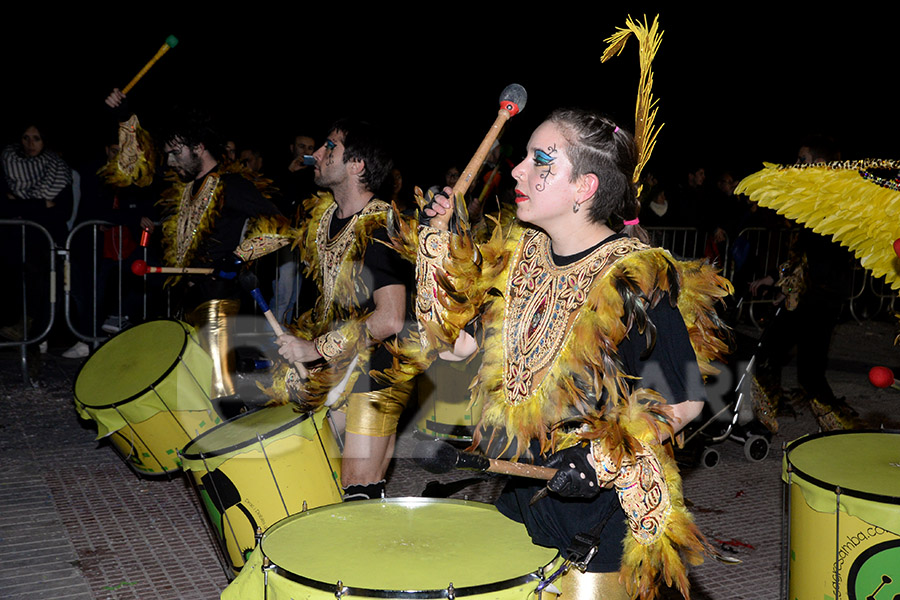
786, 431, 900, 502
181, 404, 310, 458
261, 498, 558, 594
75, 320, 191, 408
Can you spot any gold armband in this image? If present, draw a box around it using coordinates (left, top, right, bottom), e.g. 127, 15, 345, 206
314, 330, 348, 362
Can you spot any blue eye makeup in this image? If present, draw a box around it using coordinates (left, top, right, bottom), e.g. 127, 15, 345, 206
325, 140, 337, 150
533, 150, 555, 166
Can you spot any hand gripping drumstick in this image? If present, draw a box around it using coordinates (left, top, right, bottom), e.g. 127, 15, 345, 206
414, 439, 555, 480
122, 35, 179, 94
451, 83, 527, 199
238, 271, 308, 379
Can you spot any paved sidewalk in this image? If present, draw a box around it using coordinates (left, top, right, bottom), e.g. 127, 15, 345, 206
2, 317, 898, 600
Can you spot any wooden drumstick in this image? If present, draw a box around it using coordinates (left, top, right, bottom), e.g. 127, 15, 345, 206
414, 439, 555, 480
452, 83, 527, 199
122, 35, 179, 94
131, 260, 213, 275
239, 271, 308, 379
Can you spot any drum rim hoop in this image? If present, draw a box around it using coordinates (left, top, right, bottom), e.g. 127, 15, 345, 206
180, 405, 315, 459
259, 498, 559, 598
785, 428, 900, 506
266, 565, 546, 598
73, 319, 191, 409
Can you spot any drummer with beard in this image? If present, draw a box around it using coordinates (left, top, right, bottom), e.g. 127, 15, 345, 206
102, 89, 283, 404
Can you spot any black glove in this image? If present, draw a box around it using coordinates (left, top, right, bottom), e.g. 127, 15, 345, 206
545, 445, 600, 499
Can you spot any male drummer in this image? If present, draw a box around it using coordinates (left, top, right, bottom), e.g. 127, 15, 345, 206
274, 119, 417, 501
102, 89, 283, 403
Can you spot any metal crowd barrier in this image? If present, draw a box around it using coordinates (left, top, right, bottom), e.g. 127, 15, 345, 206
3, 219, 894, 384
0, 219, 58, 384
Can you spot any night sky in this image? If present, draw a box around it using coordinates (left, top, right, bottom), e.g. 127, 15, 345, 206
6, 7, 898, 188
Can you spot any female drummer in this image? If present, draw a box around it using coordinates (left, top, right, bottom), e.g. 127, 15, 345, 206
414, 108, 731, 599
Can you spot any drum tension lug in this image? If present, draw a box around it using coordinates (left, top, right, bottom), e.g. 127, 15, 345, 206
446, 582, 455, 600
255, 527, 264, 546
536, 560, 571, 594
334, 580, 348, 599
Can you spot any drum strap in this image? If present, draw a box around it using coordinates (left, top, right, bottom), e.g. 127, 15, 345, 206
565, 500, 620, 571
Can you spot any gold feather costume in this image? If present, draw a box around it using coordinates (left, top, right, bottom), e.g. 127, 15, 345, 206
736, 159, 900, 290
398, 213, 731, 599
387, 15, 733, 598
268, 193, 419, 415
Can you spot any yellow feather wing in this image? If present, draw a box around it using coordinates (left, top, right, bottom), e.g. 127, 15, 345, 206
736, 160, 900, 290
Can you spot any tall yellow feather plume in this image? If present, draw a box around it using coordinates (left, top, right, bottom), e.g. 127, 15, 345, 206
602, 15, 664, 193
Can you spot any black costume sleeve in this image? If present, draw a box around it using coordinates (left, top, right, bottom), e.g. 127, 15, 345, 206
617, 296, 707, 406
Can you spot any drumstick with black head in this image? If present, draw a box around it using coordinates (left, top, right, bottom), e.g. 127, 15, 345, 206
414, 439, 555, 480
238, 270, 308, 379
426, 84, 527, 231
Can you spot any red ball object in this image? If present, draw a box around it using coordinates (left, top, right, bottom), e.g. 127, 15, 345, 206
868, 366, 895, 388
131, 259, 148, 276
893, 238, 900, 257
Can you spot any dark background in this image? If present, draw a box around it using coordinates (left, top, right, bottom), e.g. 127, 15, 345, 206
5, 6, 898, 188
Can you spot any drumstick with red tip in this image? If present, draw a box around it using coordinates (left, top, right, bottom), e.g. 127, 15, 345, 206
122, 35, 179, 94
238, 270, 308, 379
868, 366, 900, 391
452, 83, 527, 200
414, 439, 555, 480
131, 260, 213, 275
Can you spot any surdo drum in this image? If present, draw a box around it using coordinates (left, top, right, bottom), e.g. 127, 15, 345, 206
783, 430, 900, 600
180, 404, 343, 574
221, 498, 561, 599
74, 320, 220, 475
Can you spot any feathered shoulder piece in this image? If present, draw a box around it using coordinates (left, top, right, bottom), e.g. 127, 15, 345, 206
235, 213, 295, 262
98, 114, 157, 188
736, 159, 900, 289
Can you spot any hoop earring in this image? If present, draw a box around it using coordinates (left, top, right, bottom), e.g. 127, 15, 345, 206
572, 201, 580, 214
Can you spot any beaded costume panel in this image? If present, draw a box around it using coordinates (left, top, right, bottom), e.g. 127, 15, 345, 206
502, 231, 647, 406
174, 173, 220, 267
314, 199, 390, 318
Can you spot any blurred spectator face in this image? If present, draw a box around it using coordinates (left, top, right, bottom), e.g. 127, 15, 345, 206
224, 140, 237, 162
797, 146, 814, 165
444, 166, 460, 188
240, 149, 263, 172
717, 173, 735, 195
292, 135, 315, 158
21, 126, 44, 157
689, 168, 706, 187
